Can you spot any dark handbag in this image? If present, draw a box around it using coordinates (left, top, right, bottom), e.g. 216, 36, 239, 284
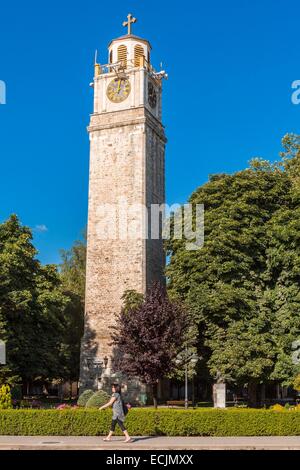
122, 400, 129, 416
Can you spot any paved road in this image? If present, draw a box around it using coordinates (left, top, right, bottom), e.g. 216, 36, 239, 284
0, 436, 300, 450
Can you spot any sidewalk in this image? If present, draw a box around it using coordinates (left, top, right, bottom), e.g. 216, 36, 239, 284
0, 436, 300, 450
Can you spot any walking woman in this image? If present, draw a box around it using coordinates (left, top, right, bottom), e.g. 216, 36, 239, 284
99, 384, 132, 442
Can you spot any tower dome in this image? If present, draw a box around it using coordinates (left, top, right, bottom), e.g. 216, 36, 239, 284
108, 14, 151, 69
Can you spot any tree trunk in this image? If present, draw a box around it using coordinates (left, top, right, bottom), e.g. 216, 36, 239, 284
248, 380, 258, 407
276, 383, 281, 400
260, 383, 266, 407
22, 379, 30, 397
152, 382, 158, 409
192, 377, 195, 407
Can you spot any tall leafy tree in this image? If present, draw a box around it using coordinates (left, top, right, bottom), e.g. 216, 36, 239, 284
166, 137, 300, 404
60, 234, 86, 300
121, 290, 144, 313
59, 235, 86, 385
111, 283, 190, 408
0, 215, 69, 389
122, 289, 198, 383
265, 135, 300, 385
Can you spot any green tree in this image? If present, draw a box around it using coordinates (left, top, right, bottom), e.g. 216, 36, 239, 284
59, 235, 86, 386
166, 138, 300, 404
265, 134, 300, 385
60, 233, 86, 300
0, 215, 69, 389
121, 290, 144, 314
293, 375, 300, 392
0, 385, 12, 409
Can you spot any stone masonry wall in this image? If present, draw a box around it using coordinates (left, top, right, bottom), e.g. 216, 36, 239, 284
79, 107, 166, 400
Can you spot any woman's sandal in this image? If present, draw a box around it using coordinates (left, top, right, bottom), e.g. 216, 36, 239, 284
103, 438, 112, 441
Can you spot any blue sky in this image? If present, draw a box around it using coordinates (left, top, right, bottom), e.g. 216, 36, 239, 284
0, 0, 299, 264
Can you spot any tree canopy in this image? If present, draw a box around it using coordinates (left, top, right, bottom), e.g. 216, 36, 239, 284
0, 215, 69, 386
111, 283, 190, 407
0, 216, 86, 389
59, 235, 86, 383
166, 134, 300, 402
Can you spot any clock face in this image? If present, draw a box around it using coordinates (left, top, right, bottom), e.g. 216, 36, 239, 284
107, 78, 131, 103
148, 81, 157, 109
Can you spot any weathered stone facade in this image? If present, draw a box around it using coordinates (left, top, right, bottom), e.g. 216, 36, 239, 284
79, 31, 166, 402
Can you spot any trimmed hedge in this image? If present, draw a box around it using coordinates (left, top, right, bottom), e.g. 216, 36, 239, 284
85, 390, 110, 408
77, 390, 94, 407
0, 408, 300, 436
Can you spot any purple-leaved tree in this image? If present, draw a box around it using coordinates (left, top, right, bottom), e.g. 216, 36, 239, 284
111, 283, 189, 408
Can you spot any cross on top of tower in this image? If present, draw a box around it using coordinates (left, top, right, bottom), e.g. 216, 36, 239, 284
122, 13, 137, 35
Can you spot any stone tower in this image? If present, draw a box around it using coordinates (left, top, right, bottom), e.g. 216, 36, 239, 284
79, 15, 167, 399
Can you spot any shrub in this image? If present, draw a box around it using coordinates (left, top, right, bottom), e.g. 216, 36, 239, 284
19, 400, 31, 409
11, 386, 22, 401
31, 400, 42, 409
56, 404, 80, 410
85, 390, 110, 408
56, 404, 71, 410
0, 385, 12, 410
0, 408, 300, 436
270, 404, 284, 411
77, 390, 94, 407
293, 375, 300, 392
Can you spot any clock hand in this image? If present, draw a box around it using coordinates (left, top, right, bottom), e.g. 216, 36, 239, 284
117, 80, 121, 93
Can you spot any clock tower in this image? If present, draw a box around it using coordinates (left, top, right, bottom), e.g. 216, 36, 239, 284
79, 15, 167, 400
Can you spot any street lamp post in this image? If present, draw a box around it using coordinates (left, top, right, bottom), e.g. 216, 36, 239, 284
184, 349, 188, 409
184, 350, 199, 410
0, 340, 6, 366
